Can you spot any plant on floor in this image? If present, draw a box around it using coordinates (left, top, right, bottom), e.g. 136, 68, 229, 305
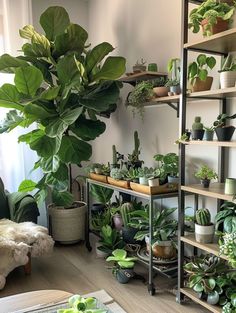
188, 54, 216, 88
215, 201, 236, 234
126, 81, 154, 118
0, 6, 126, 206
127, 130, 144, 168
90, 208, 112, 231
57, 294, 107, 313
195, 164, 218, 188
188, 0, 235, 36
97, 225, 124, 255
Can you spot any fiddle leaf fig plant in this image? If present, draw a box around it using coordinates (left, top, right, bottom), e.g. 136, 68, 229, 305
0, 6, 126, 206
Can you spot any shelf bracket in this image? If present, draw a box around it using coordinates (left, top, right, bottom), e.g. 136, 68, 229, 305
167, 102, 179, 118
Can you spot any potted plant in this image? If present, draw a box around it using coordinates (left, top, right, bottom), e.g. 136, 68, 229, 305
195, 165, 218, 188
127, 131, 143, 169
152, 77, 169, 97
192, 116, 205, 140
120, 202, 139, 244
124, 168, 140, 183
129, 207, 178, 259
126, 81, 154, 118
165, 79, 181, 95
133, 58, 146, 73
219, 232, 236, 268
188, 0, 236, 37
137, 167, 155, 185
96, 225, 124, 258
204, 126, 215, 141
0, 6, 126, 243
188, 54, 216, 92
213, 113, 236, 141
58, 294, 107, 313
215, 201, 236, 234
106, 249, 137, 284
153, 152, 179, 184
175, 131, 191, 144
165, 58, 181, 95
195, 208, 215, 243
90, 184, 114, 215
219, 54, 236, 88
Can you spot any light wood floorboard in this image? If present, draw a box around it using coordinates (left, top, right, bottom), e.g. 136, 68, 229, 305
0, 236, 208, 313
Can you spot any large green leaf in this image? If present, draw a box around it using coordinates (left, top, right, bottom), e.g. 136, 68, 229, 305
0, 54, 29, 73
52, 163, 68, 181
58, 135, 92, 164
0, 84, 23, 111
80, 81, 120, 112
70, 115, 106, 141
18, 179, 37, 192
90, 185, 114, 204
39, 6, 70, 41
91, 56, 126, 82
31, 33, 51, 57
14, 66, 43, 96
41, 86, 60, 100
24, 103, 57, 120
86, 42, 114, 73
45, 106, 83, 137
19, 129, 61, 157
54, 23, 88, 57
19, 25, 36, 40
52, 190, 74, 206
0, 110, 24, 133
56, 54, 81, 86
40, 155, 60, 173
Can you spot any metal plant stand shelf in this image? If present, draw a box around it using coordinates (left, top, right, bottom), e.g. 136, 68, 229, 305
86, 178, 179, 295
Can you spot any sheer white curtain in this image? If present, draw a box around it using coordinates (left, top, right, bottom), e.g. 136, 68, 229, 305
0, 0, 40, 192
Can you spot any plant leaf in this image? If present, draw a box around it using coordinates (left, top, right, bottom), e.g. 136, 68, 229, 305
206, 56, 216, 70
0, 54, 29, 73
0, 84, 23, 111
86, 42, 114, 73
18, 179, 37, 192
56, 54, 81, 86
40, 6, 70, 41
24, 103, 57, 120
58, 135, 92, 164
197, 54, 207, 67
51, 190, 74, 206
198, 69, 207, 81
14, 66, 43, 96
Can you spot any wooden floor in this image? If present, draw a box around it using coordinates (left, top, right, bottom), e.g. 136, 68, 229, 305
0, 236, 208, 313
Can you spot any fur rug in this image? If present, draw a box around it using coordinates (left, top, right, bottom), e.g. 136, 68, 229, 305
0, 219, 54, 289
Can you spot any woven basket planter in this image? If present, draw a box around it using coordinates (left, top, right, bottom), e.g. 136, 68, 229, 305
48, 201, 87, 244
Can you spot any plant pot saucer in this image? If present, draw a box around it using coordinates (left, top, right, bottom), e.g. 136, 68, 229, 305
137, 246, 177, 264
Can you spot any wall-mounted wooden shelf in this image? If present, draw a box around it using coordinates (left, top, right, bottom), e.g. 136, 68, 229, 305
180, 288, 221, 313
181, 234, 227, 260
181, 183, 236, 203
184, 27, 236, 54
119, 71, 167, 85
144, 95, 180, 106
188, 86, 236, 99
179, 140, 236, 148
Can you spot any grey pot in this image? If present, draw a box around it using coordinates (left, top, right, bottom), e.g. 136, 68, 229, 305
204, 130, 214, 141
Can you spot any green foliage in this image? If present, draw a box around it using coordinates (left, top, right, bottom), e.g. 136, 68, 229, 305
215, 201, 236, 234
195, 208, 212, 226
213, 113, 236, 128
220, 54, 236, 72
151, 76, 168, 87
57, 294, 106, 313
98, 225, 124, 254
165, 78, 180, 87
153, 152, 179, 178
106, 249, 137, 269
192, 116, 204, 130
188, 0, 235, 36
195, 164, 218, 180
120, 202, 134, 228
0, 6, 126, 206
110, 167, 127, 180
126, 81, 154, 117
127, 130, 143, 165
167, 58, 180, 81
175, 132, 190, 144
219, 232, 236, 268
90, 185, 114, 205
124, 168, 140, 181
188, 54, 216, 84
90, 209, 112, 231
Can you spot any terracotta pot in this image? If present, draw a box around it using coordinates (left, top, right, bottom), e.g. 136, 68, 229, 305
201, 17, 229, 36
191, 77, 213, 92
153, 86, 169, 97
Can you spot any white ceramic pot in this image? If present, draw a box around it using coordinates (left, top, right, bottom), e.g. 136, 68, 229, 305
220, 71, 236, 89
148, 177, 160, 187
195, 223, 215, 244
139, 177, 148, 185
168, 176, 179, 184
95, 242, 109, 259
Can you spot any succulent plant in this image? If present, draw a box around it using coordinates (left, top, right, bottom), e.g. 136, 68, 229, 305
192, 116, 204, 130
110, 168, 127, 180
120, 202, 134, 228
195, 208, 212, 226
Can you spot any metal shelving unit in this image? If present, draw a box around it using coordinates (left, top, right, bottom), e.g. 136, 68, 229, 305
85, 178, 179, 295
178, 0, 236, 311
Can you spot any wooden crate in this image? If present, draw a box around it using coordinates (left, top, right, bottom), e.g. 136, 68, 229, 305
107, 177, 130, 189
89, 173, 108, 183
130, 182, 178, 195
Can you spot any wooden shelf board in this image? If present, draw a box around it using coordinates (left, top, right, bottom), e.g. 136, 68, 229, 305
188, 86, 236, 99
144, 95, 180, 106
184, 27, 236, 53
180, 288, 222, 313
181, 234, 227, 260
119, 71, 167, 83
179, 140, 236, 147
181, 183, 236, 202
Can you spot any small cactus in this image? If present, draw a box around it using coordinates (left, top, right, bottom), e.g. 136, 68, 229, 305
112, 145, 117, 164
195, 208, 211, 226
120, 202, 133, 228
134, 131, 140, 156
192, 116, 203, 130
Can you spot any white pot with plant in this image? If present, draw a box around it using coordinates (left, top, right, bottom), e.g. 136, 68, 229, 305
195, 208, 215, 244
195, 165, 218, 188
219, 54, 236, 89
165, 58, 181, 95
188, 54, 216, 92
138, 167, 154, 186
154, 153, 179, 184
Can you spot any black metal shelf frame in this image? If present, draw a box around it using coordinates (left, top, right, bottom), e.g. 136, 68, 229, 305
85, 178, 179, 296
177, 0, 228, 306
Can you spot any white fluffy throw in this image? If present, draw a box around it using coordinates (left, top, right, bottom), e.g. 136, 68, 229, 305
0, 219, 54, 289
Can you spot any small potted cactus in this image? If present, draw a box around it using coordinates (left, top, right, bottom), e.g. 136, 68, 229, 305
195, 208, 215, 243
195, 165, 218, 188
127, 131, 143, 169
192, 116, 205, 140
110, 145, 120, 169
